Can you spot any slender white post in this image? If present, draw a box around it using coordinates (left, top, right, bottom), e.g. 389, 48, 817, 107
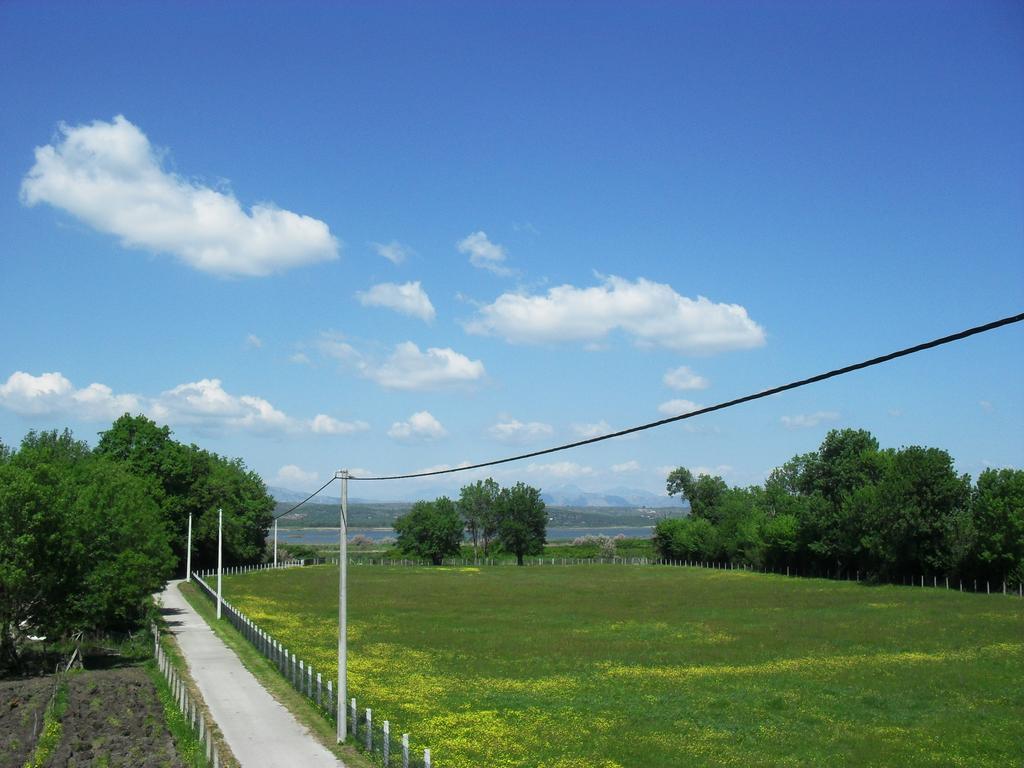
273, 519, 278, 568
337, 469, 349, 742
186, 513, 192, 581
217, 508, 223, 620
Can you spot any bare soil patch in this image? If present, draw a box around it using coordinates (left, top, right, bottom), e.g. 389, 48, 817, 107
46, 667, 184, 768
0, 676, 53, 766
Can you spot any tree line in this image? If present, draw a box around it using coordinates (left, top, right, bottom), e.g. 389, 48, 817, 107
655, 428, 1024, 585
394, 479, 547, 565
0, 414, 273, 671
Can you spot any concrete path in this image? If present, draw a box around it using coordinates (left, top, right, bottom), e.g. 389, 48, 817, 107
158, 580, 343, 768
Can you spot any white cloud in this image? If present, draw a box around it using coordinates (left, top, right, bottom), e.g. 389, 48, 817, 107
457, 231, 513, 276
526, 461, 594, 479
362, 342, 485, 390
466, 275, 765, 352
275, 464, 319, 488
780, 411, 840, 430
289, 352, 311, 365
611, 460, 641, 473
245, 334, 263, 349
488, 418, 554, 443
310, 414, 370, 435
20, 115, 339, 277
663, 365, 709, 390
658, 399, 702, 416
388, 410, 447, 441
0, 371, 141, 420
316, 332, 361, 362
151, 379, 291, 433
371, 240, 413, 265
979, 400, 994, 412
357, 281, 435, 322
571, 420, 612, 438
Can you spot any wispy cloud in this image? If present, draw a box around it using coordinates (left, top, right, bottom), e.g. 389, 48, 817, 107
361, 342, 485, 391
663, 365, 709, 390
20, 116, 339, 277
357, 281, 435, 322
371, 240, 414, 265
658, 399, 702, 416
488, 418, 553, 443
780, 411, 840, 430
309, 414, 370, 435
458, 231, 513, 276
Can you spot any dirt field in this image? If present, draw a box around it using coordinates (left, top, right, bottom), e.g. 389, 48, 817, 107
1, 667, 185, 768
0, 676, 54, 766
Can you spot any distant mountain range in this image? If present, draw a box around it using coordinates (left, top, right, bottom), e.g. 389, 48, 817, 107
267, 483, 678, 509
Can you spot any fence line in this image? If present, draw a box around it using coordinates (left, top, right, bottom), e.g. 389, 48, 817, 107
151, 624, 226, 768
295, 554, 1023, 599
192, 571, 433, 768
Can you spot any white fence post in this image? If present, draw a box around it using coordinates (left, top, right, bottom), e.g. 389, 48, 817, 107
424, 747, 431, 768
402, 733, 409, 768
366, 708, 372, 751
383, 721, 390, 766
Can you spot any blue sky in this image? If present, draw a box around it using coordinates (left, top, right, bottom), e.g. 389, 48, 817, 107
1, 1, 1021, 501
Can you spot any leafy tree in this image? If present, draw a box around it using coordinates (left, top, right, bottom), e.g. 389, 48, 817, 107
458, 478, 500, 562
666, 467, 729, 521
495, 482, 547, 565
96, 414, 273, 571
859, 446, 970, 578
761, 513, 799, 569
968, 468, 1024, 583
653, 517, 718, 561
394, 497, 464, 565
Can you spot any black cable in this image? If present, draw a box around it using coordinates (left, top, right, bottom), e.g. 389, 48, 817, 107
349, 311, 1023, 482
272, 476, 338, 519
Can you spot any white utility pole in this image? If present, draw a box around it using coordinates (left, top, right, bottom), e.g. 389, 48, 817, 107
186, 513, 192, 582
217, 507, 223, 620
274, 518, 278, 568
336, 469, 349, 743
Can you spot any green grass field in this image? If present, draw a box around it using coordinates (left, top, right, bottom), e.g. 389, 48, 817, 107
223, 565, 1023, 768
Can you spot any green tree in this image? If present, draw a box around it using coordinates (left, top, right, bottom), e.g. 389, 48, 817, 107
666, 467, 729, 521
96, 414, 273, 571
394, 497, 464, 565
969, 468, 1024, 584
653, 517, 718, 561
457, 478, 500, 563
495, 482, 547, 565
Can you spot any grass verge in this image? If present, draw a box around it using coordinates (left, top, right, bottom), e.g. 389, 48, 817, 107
177, 580, 374, 768
22, 676, 68, 768
145, 659, 210, 768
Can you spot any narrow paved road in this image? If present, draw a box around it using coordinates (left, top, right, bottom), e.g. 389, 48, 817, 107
158, 580, 343, 768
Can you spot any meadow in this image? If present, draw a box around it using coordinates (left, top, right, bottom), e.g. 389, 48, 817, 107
223, 565, 1023, 768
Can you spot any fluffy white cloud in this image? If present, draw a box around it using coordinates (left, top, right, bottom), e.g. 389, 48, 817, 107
20, 115, 339, 277
151, 379, 291, 432
371, 240, 413, 265
663, 365, 709, 390
611, 460, 641, 473
466, 275, 765, 352
488, 418, 554, 443
457, 231, 512, 276
275, 464, 319, 488
658, 399, 702, 416
388, 410, 447, 441
0, 371, 141, 420
780, 411, 840, 430
245, 334, 263, 349
526, 461, 594, 479
310, 414, 370, 435
357, 281, 435, 322
362, 342, 485, 390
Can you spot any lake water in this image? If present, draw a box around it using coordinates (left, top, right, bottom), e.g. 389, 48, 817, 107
272, 525, 655, 545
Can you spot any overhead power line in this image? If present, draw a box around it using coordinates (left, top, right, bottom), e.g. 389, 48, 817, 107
351, 311, 1023, 482
271, 311, 1022, 516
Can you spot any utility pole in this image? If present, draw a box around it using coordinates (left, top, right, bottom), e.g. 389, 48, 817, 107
336, 469, 349, 743
274, 518, 278, 568
186, 513, 192, 582
217, 508, 223, 620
